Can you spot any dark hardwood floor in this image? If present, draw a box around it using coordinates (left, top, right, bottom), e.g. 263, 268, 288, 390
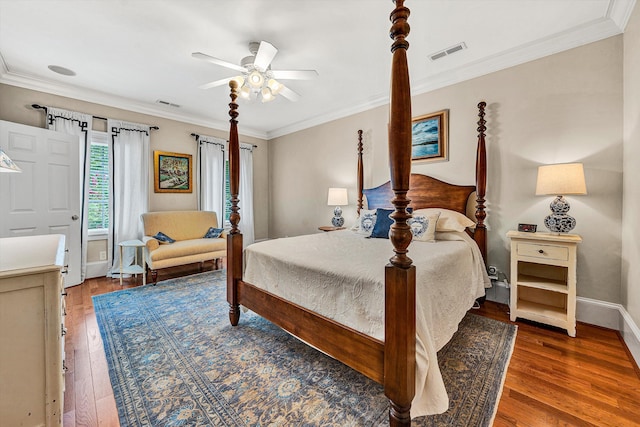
63, 262, 640, 426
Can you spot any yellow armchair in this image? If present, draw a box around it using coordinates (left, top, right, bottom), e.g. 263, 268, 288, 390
140, 210, 226, 284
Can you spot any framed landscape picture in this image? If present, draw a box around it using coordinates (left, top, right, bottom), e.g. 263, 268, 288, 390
154, 150, 193, 193
411, 109, 449, 162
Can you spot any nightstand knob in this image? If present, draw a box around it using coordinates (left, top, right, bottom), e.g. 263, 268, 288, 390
538, 249, 544, 254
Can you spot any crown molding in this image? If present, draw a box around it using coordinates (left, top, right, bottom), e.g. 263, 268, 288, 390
412, 15, 625, 98
266, 94, 389, 139
609, 0, 637, 31
269, 3, 633, 139
0, 69, 268, 140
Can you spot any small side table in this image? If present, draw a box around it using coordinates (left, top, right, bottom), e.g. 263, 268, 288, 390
507, 230, 581, 337
119, 239, 146, 286
318, 226, 346, 232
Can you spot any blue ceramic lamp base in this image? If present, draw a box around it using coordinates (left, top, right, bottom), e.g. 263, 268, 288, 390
331, 206, 344, 227
544, 195, 576, 233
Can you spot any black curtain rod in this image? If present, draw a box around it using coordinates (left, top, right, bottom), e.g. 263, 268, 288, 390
32, 104, 159, 130
190, 132, 257, 148
31, 103, 107, 121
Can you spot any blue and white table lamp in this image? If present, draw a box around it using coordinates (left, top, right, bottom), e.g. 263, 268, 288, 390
535, 163, 587, 233
327, 187, 348, 227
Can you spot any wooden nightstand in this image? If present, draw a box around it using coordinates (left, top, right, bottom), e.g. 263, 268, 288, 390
507, 230, 582, 337
318, 226, 346, 232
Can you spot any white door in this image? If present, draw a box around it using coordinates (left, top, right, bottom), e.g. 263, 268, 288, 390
0, 120, 81, 287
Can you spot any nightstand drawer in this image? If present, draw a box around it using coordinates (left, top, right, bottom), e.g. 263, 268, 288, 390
516, 242, 569, 261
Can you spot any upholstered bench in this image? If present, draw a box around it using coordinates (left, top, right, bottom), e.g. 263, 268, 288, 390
141, 210, 226, 284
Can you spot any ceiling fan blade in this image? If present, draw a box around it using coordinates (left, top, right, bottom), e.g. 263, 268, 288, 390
192, 52, 246, 73
253, 41, 278, 72
271, 69, 319, 80
279, 85, 300, 102
198, 77, 233, 90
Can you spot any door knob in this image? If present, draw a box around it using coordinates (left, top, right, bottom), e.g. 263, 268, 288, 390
71, 215, 79, 221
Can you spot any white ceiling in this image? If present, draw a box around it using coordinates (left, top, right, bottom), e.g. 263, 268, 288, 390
0, 0, 635, 139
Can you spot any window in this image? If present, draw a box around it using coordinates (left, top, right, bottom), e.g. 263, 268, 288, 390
88, 132, 110, 234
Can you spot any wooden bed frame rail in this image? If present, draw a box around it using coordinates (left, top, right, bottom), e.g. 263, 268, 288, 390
225, 2, 486, 425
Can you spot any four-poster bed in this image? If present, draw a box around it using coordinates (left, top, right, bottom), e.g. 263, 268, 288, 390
225, 1, 488, 425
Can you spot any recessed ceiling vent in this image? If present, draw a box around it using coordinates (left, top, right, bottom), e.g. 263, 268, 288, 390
428, 42, 467, 61
156, 100, 180, 108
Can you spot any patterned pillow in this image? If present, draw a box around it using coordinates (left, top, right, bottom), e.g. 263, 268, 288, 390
153, 231, 175, 244
369, 207, 413, 239
355, 209, 377, 236
408, 211, 440, 242
413, 208, 475, 232
203, 227, 224, 239
369, 208, 393, 238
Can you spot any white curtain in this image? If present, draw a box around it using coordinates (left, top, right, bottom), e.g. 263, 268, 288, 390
47, 107, 93, 282
107, 120, 150, 277
197, 135, 226, 223
239, 143, 255, 247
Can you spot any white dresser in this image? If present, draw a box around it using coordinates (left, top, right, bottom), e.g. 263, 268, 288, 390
0, 234, 67, 427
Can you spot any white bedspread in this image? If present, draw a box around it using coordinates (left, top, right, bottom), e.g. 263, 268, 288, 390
243, 229, 490, 417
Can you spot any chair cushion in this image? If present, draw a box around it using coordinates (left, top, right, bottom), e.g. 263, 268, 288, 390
148, 238, 226, 262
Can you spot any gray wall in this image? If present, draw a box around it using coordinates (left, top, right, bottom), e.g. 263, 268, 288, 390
269, 36, 624, 304
623, 5, 640, 328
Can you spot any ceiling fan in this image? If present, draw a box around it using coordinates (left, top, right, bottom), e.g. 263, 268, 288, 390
192, 41, 318, 103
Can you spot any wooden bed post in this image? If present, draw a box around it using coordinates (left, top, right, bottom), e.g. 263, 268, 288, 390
385, 1, 416, 426
475, 101, 488, 261
357, 129, 364, 215
227, 80, 243, 326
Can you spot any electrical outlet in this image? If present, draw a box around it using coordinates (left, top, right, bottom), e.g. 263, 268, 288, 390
99, 251, 107, 261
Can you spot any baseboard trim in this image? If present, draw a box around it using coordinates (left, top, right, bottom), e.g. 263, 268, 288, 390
577, 296, 640, 368
86, 260, 109, 279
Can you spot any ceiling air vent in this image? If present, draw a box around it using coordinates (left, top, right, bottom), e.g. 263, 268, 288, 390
156, 100, 180, 108
429, 42, 467, 61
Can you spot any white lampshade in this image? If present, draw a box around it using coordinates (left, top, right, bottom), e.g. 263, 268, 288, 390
0, 148, 21, 173
247, 70, 264, 88
261, 87, 275, 103
230, 75, 245, 87
535, 163, 587, 196
327, 188, 348, 206
267, 78, 283, 95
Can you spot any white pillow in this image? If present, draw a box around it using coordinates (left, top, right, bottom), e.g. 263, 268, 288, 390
408, 211, 440, 242
354, 209, 377, 236
413, 208, 475, 232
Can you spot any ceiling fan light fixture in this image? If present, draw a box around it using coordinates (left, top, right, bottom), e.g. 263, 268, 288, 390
231, 75, 245, 87
194, 41, 313, 103
261, 87, 275, 103
267, 78, 283, 95
239, 84, 252, 99
248, 70, 264, 88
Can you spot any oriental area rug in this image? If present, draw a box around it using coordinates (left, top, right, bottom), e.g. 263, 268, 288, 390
93, 270, 516, 427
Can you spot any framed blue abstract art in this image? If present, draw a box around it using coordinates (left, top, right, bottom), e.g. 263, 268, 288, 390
411, 109, 449, 163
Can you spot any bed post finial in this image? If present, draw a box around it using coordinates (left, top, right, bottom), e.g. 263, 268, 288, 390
385, 1, 415, 426
357, 130, 364, 215
227, 79, 242, 326
475, 101, 487, 261
228, 80, 241, 235
388, 0, 412, 269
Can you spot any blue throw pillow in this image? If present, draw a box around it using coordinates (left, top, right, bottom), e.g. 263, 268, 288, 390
369, 208, 412, 239
203, 227, 224, 239
153, 231, 175, 244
